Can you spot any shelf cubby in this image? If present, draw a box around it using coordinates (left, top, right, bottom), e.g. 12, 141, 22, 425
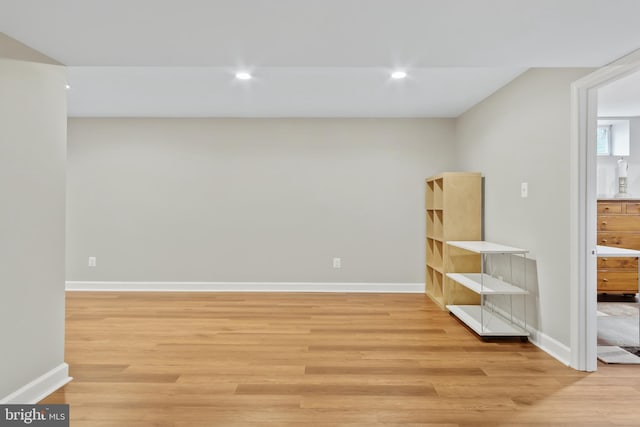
433, 178, 444, 210
426, 210, 435, 238
433, 209, 443, 240
426, 180, 435, 208
426, 266, 445, 308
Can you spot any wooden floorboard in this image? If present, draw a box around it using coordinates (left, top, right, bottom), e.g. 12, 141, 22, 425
40, 292, 640, 426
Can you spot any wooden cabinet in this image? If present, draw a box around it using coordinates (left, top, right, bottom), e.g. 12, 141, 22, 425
425, 172, 482, 309
597, 199, 640, 294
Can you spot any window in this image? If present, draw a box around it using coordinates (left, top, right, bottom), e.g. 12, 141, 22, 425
597, 125, 612, 156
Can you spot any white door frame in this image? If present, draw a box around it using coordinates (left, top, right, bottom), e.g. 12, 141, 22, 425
570, 49, 640, 371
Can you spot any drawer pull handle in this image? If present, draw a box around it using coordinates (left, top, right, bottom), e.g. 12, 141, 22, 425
601, 239, 607, 243
602, 221, 607, 225
603, 278, 609, 282
602, 258, 608, 261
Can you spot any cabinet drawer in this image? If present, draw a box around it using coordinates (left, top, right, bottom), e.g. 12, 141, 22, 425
598, 215, 639, 231
598, 202, 623, 214
598, 257, 639, 269
597, 270, 638, 292
597, 232, 640, 250
625, 202, 640, 214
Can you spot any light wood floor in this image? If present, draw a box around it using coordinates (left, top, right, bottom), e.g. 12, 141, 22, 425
42, 292, 640, 426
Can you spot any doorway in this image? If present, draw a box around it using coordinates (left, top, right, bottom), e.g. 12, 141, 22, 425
594, 75, 640, 364
571, 49, 640, 371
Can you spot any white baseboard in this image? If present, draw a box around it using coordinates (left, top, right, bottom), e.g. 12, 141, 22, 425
480, 302, 571, 366
66, 281, 424, 293
528, 330, 571, 366
0, 363, 72, 404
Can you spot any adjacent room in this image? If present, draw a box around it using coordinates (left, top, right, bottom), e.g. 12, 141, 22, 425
3, 1, 640, 425
596, 71, 640, 364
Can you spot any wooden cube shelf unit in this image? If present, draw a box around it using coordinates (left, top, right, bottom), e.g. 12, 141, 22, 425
425, 172, 482, 310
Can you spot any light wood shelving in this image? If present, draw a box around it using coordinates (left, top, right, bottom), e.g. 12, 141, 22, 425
425, 172, 482, 310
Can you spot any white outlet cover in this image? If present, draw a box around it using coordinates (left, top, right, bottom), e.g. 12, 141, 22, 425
521, 182, 528, 198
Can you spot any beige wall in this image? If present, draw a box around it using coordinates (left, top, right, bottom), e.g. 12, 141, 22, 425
67, 118, 456, 284
0, 58, 67, 399
456, 68, 592, 348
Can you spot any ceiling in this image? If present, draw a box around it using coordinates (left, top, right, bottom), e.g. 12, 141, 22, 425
65, 67, 525, 117
599, 71, 640, 117
3, 0, 640, 117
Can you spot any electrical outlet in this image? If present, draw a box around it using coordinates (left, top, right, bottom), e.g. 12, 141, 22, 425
88, 256, 97, 267
521, 182, 528, 198
333, 257, 341, 269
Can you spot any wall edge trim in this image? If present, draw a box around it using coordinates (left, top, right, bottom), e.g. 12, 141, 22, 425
0, 363, 72, 404
528, 330, 571, 366
66, 281, 424, 293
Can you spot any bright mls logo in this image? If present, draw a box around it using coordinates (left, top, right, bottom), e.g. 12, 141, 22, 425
0, 405, 68, 426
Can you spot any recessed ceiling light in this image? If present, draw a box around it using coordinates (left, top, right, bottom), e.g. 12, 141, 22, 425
235, 71, 252, 80
391, 70, 407, 80
65, 84, 71, 90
